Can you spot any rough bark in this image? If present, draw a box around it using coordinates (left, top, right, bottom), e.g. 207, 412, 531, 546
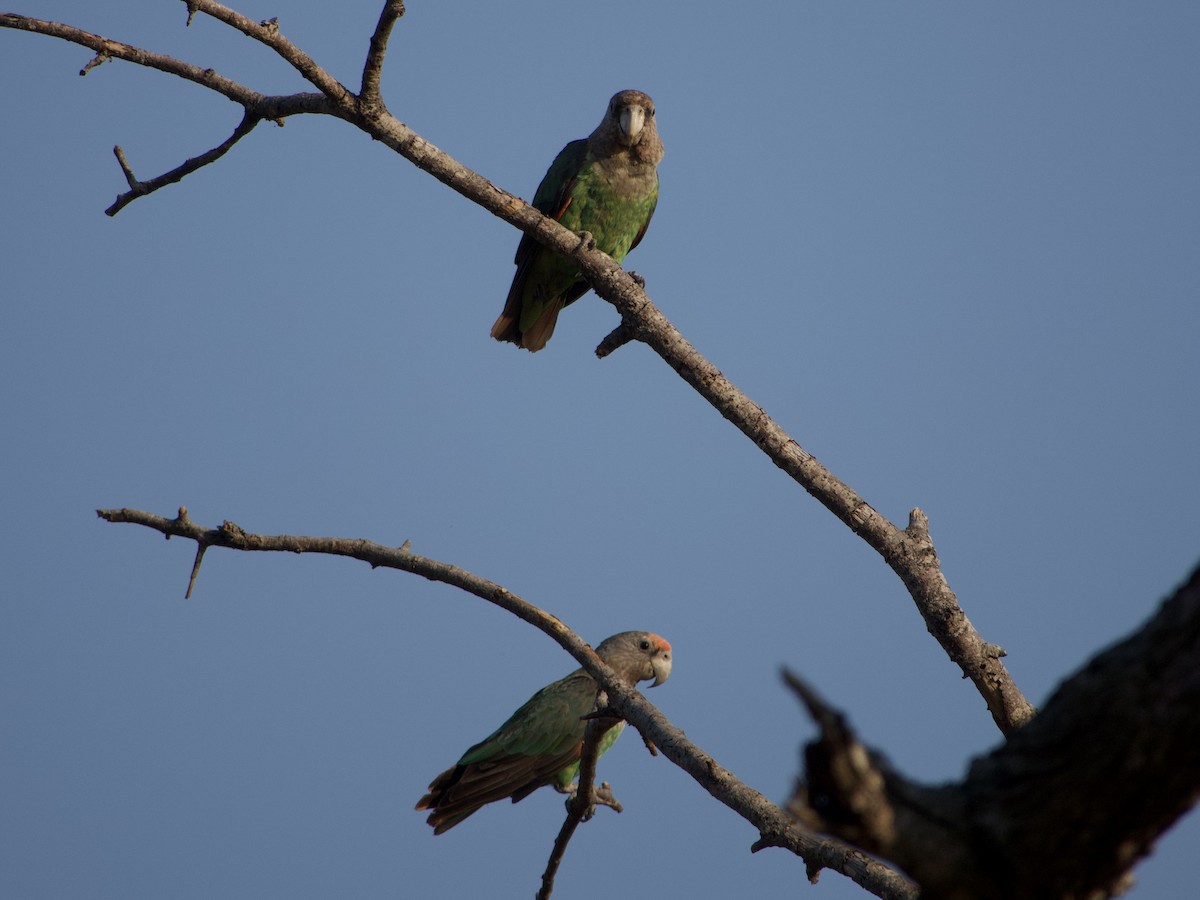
787, 563, 1200, 899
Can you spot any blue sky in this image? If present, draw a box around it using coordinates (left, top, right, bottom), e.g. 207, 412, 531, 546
2, 2, 1198, 898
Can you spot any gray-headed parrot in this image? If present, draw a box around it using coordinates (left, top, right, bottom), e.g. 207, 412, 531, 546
416, 631, 672, 833
490, 90, 664, 351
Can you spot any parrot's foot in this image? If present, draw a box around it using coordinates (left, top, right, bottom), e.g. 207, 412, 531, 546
560, 780, 624, 820
574, 230, 596, 251
627, 271, 646, 288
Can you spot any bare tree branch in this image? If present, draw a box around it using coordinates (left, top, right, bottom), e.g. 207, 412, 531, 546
2, 0, 1031, 729
95, 505, 917, 900
784, 561, 1200, 899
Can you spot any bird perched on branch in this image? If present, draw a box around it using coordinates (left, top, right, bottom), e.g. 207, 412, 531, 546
490, 90, 664, 351
416, 631, 672, 833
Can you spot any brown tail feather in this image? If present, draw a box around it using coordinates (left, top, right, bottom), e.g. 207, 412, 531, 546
514, 299, 563, 352
416, 748, 580, 833
491, 295, 564, 352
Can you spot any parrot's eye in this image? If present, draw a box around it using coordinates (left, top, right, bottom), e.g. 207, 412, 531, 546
639, 639, 651, 650
647, 107, 655, 118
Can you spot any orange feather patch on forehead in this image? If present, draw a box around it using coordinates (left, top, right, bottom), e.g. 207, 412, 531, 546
649, 634, 672, 652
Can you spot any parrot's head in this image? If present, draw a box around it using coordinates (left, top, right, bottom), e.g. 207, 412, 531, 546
596, 630, 672, 688
607, 90, 657, 148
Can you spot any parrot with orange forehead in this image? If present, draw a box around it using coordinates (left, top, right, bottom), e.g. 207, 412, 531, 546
416, 631, 672, 833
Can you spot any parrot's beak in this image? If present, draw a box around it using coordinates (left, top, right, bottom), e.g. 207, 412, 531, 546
649, 650, 672, 687
618, 105, 645, 142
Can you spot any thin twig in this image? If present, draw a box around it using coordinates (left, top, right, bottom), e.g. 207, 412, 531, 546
106, 110, 260, 215
537, 698, 615, 900
182, 0, 354, 107
185, 543, 207, 599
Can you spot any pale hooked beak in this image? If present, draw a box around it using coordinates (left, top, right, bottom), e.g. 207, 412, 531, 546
618, 105, 646, 141
649, 649, 672, 687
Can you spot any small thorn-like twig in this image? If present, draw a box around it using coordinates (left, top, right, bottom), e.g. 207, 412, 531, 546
170, 506, 206, 597
112, 146, 141, 191
594, 275, 643, 357
638, 730, 659, 757
79, 51, 109, 76
595, 319, 638, 358
185, 544, 207, 599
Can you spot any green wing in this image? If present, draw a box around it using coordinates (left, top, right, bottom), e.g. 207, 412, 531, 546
530, 141, 589, 225
490, 141, 590, 349
461, 671, 593, 762
415, 671, 606, 833
628, 179, 658, 254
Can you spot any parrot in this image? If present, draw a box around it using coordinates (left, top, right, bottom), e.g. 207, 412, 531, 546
490, 89, 664, 351
416, 631, 672, 833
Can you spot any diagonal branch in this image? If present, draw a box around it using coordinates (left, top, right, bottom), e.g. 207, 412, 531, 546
323, 88, 1037, 739
95, 505, 917, 900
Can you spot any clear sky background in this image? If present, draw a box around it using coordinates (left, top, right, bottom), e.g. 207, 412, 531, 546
2, 2, 1198, 898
